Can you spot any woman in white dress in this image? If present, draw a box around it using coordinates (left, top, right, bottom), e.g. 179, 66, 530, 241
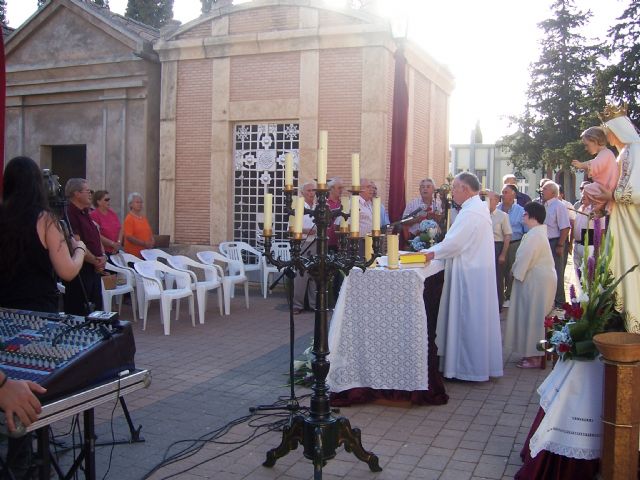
505, 202, 557, 368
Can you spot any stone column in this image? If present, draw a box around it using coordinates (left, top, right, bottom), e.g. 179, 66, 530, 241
210, 57, 231, 245
159, 60, 178, 238
361, 46, 392, 184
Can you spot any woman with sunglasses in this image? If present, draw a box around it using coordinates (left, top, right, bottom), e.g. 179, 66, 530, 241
90, 190, 123, 256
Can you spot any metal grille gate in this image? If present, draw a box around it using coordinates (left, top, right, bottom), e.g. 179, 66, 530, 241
233, 122, 300, 248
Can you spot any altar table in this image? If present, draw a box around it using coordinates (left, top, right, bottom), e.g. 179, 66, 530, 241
327, 260, 444, 396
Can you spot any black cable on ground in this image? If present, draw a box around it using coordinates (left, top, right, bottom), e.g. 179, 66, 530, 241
141, 409, 302, 480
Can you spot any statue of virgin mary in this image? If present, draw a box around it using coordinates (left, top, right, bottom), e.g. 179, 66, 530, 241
602, 104, 640, 332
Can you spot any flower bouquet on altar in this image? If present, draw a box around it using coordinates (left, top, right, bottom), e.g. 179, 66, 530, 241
408, 219, 441, 251
540, 221, 638, 361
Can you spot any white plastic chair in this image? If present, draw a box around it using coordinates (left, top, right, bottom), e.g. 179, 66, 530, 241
102, 261, 138, 322
167, 255, 224, 323
196, 251, 249, 315
261, 241, 291, 298
219, 241, 263, 293
140, 248, 175, 289
112, 252, 146, 319
134, 260, 195, 335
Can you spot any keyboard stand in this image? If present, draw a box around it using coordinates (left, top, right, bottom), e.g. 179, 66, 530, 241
0, 369, 151, 480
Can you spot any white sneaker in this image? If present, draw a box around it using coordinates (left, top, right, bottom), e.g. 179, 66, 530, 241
502, 300, 510, 308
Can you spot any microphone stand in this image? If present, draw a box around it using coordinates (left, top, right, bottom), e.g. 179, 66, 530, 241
268, 226, 317, 295
50, 199, 96, 315
250, 266, 306, 414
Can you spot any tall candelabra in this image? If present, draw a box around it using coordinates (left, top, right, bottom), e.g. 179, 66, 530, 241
439, 172, 455, 233
262, 183, 383, 479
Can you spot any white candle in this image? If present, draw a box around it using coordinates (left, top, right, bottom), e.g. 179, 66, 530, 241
319, 130, 328, 151
364, 235, 373, 261
340, 196, 349, 229
387, 234, 399, 268
350, 195, 359, 233
317, 148, 327, 185
372, 197, 381, 231
263, 193, 273, 232
481, 176, 486, 191
351, 153, 360, 188
285, 153, 293, 187
294, 196, 305, 234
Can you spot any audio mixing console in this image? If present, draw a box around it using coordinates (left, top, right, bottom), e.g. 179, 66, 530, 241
0, 308, 136, 402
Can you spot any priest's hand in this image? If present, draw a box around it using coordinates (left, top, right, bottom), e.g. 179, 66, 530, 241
421, 250, 435, 261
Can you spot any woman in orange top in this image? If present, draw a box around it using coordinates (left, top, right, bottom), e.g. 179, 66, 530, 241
123, 192, 154, 258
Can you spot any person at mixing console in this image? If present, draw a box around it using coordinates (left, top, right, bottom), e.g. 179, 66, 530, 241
0, 370, 46, 432
0, 156, 86, 312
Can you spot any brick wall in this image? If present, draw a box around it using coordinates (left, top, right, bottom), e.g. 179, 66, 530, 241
230, 52, 300, 102
175, 59, 213, 244
318, 10, 363, 27
229, 6, 299, 34
410, 73, 431, 195
319, 48, 362, 185
432, 86, 448, 184
176, 20, 211, 39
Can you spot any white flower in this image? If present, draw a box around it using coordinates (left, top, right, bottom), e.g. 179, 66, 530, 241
577, 292, 589, 303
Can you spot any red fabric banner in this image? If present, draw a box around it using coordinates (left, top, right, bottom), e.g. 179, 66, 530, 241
387, 46, 409, 223
0, 29, 5, 194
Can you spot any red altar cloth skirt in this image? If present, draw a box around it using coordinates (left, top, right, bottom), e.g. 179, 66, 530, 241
516, 407, 600, 480
330, 271, 448, 407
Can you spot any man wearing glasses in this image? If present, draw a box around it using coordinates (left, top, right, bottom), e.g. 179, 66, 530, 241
63, 178, 106, 314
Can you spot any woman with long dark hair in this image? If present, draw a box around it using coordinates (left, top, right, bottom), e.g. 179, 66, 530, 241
0, 157, 86, 436
0, 156, 85, 311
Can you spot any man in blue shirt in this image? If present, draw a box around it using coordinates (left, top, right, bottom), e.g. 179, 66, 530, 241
542, 181, 571, 307
498, 184, 528, 308
503, 174, 532, 207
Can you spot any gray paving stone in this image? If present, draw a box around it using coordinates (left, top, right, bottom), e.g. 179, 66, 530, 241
474, 461, 507, 479
27, 288, 565, 480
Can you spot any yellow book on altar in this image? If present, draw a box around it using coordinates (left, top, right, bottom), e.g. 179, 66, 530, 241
400, 253, 427, 265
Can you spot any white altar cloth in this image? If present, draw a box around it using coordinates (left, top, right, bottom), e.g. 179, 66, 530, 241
530, 358, 603, 460
327, 260, 444, 393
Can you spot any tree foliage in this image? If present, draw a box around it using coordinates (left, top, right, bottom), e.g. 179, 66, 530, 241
602, 0, 640, 123
125, 0, 173, 28
500, 0, 603, 174
0, 0, 6, 27
201, 0, 220, 14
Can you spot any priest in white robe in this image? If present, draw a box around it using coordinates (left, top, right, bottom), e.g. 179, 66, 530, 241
422, 172, 503, 381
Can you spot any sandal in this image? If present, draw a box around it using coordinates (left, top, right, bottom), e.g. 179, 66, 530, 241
517, 358, 542, 369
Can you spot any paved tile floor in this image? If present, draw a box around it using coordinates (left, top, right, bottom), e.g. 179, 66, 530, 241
44, 266, 576, 480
